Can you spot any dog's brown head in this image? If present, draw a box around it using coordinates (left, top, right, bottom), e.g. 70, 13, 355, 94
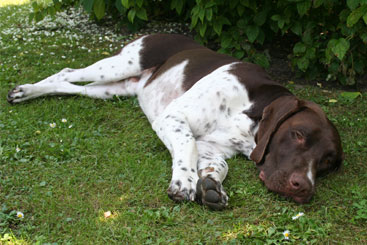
250, 96, 343, 203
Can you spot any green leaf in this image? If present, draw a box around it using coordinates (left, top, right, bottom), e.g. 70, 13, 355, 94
297, 56, 309, 71
361, 32, 367, 43
313, 0, 324, 8
257, 29, 265, 45
115, 0, 124, 13
254, 53, 270, 68
347, 5, 367, 27
293, 42, 306, 54
347, 0, 360, 10
291, 21, 302, 36
206, 9, 212, 21
213, 21, 223, 35
83, 0, 94, 12
234, 50, 245, 59
305, 47, 316, 59
93, 0, 105, 20
220, 16, 231, 25
199, 22, 206, 37
136, 0, 143, 8
331, 38, 350, 60
237, 5, 245, 16
136, 8, 147, 20
221, 35, 232, 49
278, 19, 285, 29
245, 25, 259, 43
121, 0, 129, 9
237, 19, 246, 29
271, 15, 281, 21
340, 91, 362, 100
191, 15, 198, 28
297, 1, 311, 16
363, 13, 367, 24
127, 8, 136, 23
205, 2, 216, 8
198, 8, 205, 22
254, 10, 267, 26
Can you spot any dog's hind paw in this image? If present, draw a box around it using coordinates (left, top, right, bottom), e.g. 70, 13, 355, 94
7, 85, 34, 104
195, 176, 228, 210
7, 86, 25, 104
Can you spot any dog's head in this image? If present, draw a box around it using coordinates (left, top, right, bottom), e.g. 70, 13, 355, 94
250, 96, 343, 203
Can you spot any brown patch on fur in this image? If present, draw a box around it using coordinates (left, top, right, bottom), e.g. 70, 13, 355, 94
229, 63, 292, 122
199, 167, 215, 177
140, 34, 205, 70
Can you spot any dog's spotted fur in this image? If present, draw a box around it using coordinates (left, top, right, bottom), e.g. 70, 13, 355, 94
8, 34, 343, 209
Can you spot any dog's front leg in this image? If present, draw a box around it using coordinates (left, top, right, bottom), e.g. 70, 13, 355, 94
152, 112, 199, 202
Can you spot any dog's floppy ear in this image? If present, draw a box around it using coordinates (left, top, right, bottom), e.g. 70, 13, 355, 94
250, 96, 301, 164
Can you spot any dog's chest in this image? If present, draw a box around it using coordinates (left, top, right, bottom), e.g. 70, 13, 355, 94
137, 62, 257, 157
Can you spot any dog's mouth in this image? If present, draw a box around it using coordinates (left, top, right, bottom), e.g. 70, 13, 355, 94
259, 170, 313, 204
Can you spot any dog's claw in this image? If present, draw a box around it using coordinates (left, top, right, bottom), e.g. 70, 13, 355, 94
196, 177, 228, 211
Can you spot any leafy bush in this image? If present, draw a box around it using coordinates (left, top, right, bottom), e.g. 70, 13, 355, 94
30, 0, 367, 86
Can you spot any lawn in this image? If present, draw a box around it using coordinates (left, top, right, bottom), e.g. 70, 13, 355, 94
0, 2, 367, 244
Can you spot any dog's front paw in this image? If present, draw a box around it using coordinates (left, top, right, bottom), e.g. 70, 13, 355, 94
196, 177, 228, 210
167, 178, 197, 202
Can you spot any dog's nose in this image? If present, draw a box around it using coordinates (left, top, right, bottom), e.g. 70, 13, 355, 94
289, 173, 310, 193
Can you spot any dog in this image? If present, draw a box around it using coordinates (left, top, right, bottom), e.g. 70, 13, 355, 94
7, 34, 344, 210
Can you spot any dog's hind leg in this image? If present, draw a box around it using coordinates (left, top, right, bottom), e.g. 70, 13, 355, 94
7, 36, 148, 103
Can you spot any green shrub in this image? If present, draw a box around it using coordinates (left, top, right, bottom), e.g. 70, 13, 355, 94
30, 0, 367, 86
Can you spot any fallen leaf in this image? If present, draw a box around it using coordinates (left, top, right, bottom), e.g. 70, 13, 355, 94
340, 91, 362, 100
104, 211, 112, 218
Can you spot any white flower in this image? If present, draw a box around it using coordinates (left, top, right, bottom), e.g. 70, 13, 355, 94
292, 212, 305, 220
50, 123, 56, 128
16, 147, 21, 152
68, 125, 73, 128
16, 211, 24, 219
283, 230, 290, 240
61, 118, 67, 123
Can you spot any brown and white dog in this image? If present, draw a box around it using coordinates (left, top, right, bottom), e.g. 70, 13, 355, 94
7, 34, 343, 210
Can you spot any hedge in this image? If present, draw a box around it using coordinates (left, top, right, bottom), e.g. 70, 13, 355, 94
31, 0, 367, 86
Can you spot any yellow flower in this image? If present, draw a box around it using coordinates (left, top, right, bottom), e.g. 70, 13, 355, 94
16, 211, 24, 219
50, 123, 56, 128
283, 230, 290, 240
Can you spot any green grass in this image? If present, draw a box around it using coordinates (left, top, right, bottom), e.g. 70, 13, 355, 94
1, 3, 367, 244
